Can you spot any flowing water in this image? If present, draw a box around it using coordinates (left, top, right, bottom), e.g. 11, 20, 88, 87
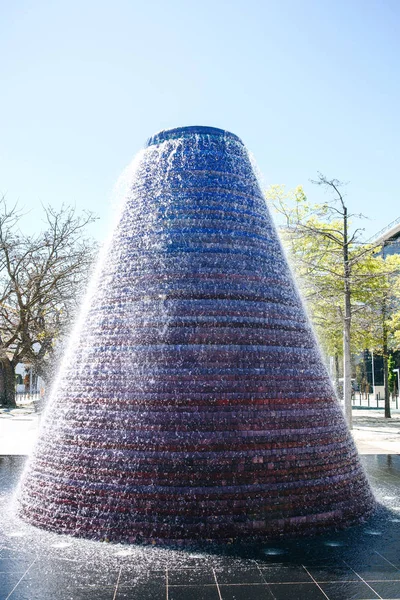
17, 126, 375, 544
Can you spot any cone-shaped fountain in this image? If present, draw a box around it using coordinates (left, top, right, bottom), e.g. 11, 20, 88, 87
18, 126, 375, 543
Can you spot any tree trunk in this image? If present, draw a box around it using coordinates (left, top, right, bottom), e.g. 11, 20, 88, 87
343, 313, 352, 429
383, 326, 391, 419
342, 205, 352, 429
0, 358, 17, 408
334, 352, 340, 398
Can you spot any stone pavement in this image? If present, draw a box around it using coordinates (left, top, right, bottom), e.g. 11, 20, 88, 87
0, 409, 40, 456
1, 406, 400, 599
351, 411, 400, 455
1, 454, 400, 600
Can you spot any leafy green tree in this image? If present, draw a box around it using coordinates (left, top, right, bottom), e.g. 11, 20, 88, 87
359, 256, 400, 417
267, 175, 400, 427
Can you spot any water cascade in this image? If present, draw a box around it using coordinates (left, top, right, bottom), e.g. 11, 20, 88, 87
18, 126, 375, 543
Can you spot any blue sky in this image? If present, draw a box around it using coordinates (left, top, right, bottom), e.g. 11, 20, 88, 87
1, 0, 399, 242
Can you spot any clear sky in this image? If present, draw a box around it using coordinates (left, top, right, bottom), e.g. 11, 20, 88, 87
1, 0, 399, 242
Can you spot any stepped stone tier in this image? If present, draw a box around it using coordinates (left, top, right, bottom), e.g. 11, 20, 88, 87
18, 126, 375, 543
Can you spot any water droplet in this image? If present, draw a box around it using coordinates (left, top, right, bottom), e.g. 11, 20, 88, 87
114, 549, 134, 557
264, 548, 285, 556
51, 542, 72, 549
324, 541, 343, 547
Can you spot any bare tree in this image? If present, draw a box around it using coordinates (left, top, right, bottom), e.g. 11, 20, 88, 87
0, 197, 97, 407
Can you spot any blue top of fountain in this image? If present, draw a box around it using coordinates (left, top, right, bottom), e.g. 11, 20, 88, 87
146, 126, 244, 148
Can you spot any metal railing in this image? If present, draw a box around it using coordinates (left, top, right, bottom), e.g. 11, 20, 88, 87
352, 392, 399, 410
365, 216, 400, 243
15, 391, 41, 406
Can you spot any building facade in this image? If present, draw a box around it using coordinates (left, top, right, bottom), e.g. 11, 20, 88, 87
374, 218, 400, 258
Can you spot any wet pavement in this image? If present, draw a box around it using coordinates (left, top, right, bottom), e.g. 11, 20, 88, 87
1, 454, 400, 599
